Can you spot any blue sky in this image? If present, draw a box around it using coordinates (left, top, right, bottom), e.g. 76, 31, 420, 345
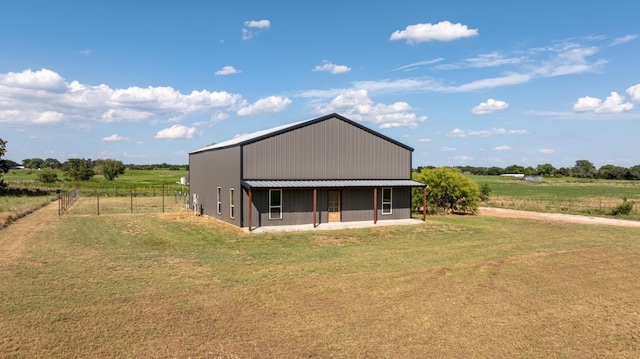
1, 0, 639, 168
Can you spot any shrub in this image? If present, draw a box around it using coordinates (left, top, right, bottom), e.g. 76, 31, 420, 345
610, 197, 634, 216
37, 170, 58, 183
479, 183, 492, 201
413, 167, 481, 214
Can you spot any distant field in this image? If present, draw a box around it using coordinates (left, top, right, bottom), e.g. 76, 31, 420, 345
469, 175, 640, 219
1, 169, 189, 223
1, 203, 639, 357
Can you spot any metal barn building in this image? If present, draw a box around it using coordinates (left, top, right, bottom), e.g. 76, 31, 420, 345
189, 113, 426, 230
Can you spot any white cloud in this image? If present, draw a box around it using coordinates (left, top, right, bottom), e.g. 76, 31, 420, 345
611, 34, 637, 46
454, 155, 473, 161
79, 48, 93, 56
438, 147, 456, 152
0, 68, 253, 127
390, 21, 478, 44
447, 128, 467, 138
315, 89, 427, 128
242, 19, 270, 40
626, 83, 640, 103
102, 134, 130, 142
451, 73, 530, 92
472, 98, 509, 114
215, 66, 241, 76
417, 138, 431, 142
469, 128, 529, 137
237, 96, 291, 116
154, 124, 198, 139
101, 109, 154, 122
493, 145, 511, 151
393, 58, 444, 72
449, 127, 529, 137
573, 92, 633, 113
437, 52, 523, 70
0, 68, 67, 91
244, 19, 270, 29
313, 61, 351, 74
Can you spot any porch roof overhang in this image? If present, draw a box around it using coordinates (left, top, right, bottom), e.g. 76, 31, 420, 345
241, 179, 427, 189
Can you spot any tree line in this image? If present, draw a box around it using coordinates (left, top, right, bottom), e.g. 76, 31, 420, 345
416, 160, 640, 180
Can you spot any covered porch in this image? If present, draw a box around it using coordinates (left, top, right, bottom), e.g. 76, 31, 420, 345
241, 180, 428, 231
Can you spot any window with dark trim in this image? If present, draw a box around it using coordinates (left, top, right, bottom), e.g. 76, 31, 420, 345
216, 187, 221, 214
382, 188, 392, 215
230, 188, 235, 219
269, 189, 282, 220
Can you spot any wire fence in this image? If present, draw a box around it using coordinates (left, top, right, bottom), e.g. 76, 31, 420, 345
485, 196, 640, 218
60, 186, 191, 216
58, 187, 80, 215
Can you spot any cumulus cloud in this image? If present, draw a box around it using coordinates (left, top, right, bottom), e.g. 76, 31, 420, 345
154, 124, 198, 139
215, 66, 241, 76
314, 89, 427, 128
472, 98, 509, 114
626, 83, 640, 103
417, 138, 431, 142
313, 61, 351, 74
102, 134, 130, 142
242, 19, 270, 40
447, 128, 466, 138
237, 96, 292, 116
0, 68, 256, 127
573, 92, 633, 113
493, 145, 511, 151
390, 21, 478, 44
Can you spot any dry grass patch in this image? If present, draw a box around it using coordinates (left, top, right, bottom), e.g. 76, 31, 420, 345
1, 208, 640, 358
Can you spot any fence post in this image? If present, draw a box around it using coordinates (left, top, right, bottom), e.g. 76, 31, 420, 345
131, 191, 133, 214
162, 184, 165, 213
96, 189, 100, 216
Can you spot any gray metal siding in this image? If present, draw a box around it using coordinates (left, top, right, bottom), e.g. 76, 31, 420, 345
243, 117, 411, 180
189, 146, 241, 226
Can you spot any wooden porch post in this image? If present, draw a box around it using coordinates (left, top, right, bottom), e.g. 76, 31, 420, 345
373, 187, 377, 224
313, 188, 317, 227
422, 186, 427, 221
248, 188, 253, 231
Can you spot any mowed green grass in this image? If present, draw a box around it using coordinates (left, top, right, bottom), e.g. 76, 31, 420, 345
1, 203, 639, 358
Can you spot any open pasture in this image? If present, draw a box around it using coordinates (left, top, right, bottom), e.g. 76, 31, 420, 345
470, 175, 640, 219
1, 202, 639, 358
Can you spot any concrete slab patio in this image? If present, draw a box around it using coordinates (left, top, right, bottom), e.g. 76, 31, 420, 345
245, 218, 424, 233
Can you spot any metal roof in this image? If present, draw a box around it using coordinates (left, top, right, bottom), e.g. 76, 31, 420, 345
242, 179, 427, 189
189, 113, 415, 154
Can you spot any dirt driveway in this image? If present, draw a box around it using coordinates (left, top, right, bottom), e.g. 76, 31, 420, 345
480, 206, 640, 228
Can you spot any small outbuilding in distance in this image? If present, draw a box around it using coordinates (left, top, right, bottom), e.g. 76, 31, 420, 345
188, 113, 426, 231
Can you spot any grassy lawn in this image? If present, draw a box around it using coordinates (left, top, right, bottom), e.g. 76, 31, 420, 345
0, 192, 57, 227
1, 202, 639, 357
470, 175, 640, 219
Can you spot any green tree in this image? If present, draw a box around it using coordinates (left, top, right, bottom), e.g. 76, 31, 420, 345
62, 158, 95, 181
504, 164, 525, 174
0, 139, 8, 187
536, 163, 557, 176
597, 164, 629, 180
572, 160, 597, 178
95, 159, 126, 181
629, 165, 640, 180
413, 167, 481, 214
23, 158, 45, 169
44, 158, 61, 169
